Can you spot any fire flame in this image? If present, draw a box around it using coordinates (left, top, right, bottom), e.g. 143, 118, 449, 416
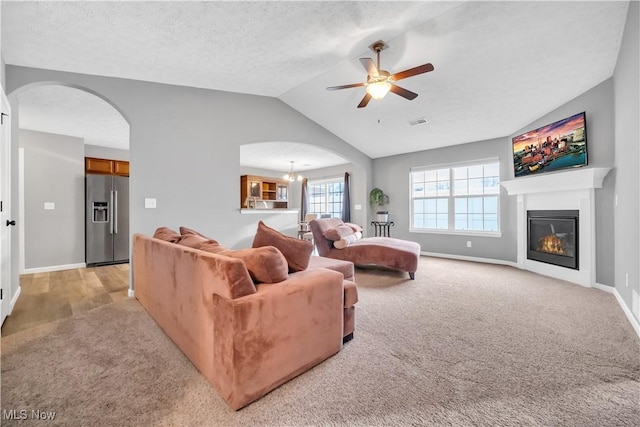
537, 234, 566, 255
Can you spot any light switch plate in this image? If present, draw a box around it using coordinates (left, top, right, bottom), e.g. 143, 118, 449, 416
44, 202, 55, 210
354, 204, 362, 210
144, 198, 157, 209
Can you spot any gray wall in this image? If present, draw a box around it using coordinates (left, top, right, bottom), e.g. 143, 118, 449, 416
371, 77, 616, 286
19, 129, 85, 269
510, 78, 616, 286
613, 0, 639, 322
84, 144, 129, 161
1, 56, 5, 91
6, 66, 373, 293
372, 137, 516, 262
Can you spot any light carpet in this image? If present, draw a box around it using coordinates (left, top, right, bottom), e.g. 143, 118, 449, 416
1, 257, 639, 426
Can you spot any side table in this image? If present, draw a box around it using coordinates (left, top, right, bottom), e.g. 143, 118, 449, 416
371, 221, 394, 237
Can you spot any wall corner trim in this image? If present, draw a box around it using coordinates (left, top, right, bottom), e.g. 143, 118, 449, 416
613, 287, 640, 338
9, 286, 21, 314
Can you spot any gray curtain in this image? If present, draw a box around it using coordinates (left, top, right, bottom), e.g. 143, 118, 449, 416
300, 178, 308, 222
341, 172, 351, 222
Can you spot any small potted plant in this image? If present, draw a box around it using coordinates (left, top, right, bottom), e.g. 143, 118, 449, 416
369, 187, 390, 222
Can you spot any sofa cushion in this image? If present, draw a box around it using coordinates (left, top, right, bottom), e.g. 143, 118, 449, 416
153, 226, 181, 243
178, 227, 223, 251
252, 221, 313, 272
179, 227, 287, 283
307, 256, 355, 281
323, 225, 355, 241
343, 280, 359, 307
223, 247, 288, 284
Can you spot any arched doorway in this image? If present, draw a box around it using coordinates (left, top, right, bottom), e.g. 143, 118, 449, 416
1, 82, 130, 334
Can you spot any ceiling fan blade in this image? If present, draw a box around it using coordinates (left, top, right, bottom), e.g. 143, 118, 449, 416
391, 63, 434, 81
389, 84, 418, 100
359, 58, 379, 76
326, 82, 366, 91
357, 93, 372, 108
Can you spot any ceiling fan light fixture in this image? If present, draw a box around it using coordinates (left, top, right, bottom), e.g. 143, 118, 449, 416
366, 81, 391, 100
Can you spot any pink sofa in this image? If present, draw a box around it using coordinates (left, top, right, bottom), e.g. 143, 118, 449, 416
133, 233, 347, 410
310, 218, 421, 279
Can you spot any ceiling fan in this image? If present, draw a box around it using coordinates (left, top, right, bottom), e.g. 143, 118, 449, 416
327, 40, 434, 108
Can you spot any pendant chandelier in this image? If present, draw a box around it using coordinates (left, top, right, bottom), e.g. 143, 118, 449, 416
283, 161, 303, 182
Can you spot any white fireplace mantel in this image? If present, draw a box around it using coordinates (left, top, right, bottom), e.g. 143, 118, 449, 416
501, 167, 611, 195
501, 167, 611, 288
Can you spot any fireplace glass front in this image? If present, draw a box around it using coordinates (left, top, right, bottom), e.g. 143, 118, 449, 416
527, 210, 578, 269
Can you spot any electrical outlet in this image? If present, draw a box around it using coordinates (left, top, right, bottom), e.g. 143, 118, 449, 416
466, 241, 472, 248
354, 204, 362, 210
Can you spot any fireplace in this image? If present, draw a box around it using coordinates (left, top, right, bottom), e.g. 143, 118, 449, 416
527, 210, 579, 269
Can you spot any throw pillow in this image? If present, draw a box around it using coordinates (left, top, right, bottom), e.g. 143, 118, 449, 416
178, 227, 222, 250
153, 226, 181, 243
323, 224, 355, 241
178, 227, 287, 283
252, 221, 313, 272
345, 222, 363, 233
223, 246, 288, 284
334, 234, 359, 249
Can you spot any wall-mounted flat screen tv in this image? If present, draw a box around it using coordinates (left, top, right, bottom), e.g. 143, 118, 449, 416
512, 111, 587, 177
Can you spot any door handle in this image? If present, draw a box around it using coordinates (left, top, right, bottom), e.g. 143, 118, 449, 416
114, 190, 118, 234
109, 191, 114, 234
6, 220, 16, 226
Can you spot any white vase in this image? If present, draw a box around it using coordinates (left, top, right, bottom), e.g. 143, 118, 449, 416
376, 212, 389, 222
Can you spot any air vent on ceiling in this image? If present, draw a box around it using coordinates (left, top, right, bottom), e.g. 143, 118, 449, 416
409, 117, 429, 126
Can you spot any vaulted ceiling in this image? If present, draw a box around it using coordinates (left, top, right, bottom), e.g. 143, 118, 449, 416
1, 1, 630, 166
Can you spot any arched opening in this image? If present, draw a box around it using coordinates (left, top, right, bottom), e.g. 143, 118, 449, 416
2, 82, 131, 335
239, 141, 368, 233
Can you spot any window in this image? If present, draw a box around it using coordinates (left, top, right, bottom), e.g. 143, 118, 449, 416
410, 160, 500, 234
308, 178, 344, 218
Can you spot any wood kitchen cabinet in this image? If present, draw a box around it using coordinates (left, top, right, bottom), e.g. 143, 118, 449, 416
85, 157, 130, 177
240, 175, 289, 209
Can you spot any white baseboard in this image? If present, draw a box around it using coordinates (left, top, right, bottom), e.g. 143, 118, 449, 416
613, 288, 640, 338
22, 263, 87, 275
421, 251, 518, 268
128, 288, 135, 298
9, 285, 21, 315
593, 282, 614, 293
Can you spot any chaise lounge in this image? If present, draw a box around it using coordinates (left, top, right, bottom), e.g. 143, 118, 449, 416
310, 218, 421, 279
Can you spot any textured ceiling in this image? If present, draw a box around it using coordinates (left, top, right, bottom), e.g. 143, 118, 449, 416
2, 1, 630, 166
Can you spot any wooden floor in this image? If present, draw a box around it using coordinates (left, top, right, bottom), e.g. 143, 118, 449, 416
1, 264, 130, 337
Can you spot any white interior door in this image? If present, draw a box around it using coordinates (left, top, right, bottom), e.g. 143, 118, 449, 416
1, 89, 12, 325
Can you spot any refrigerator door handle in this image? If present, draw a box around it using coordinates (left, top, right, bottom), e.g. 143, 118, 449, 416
109, 190, 114, 234
114, 190, 118, 234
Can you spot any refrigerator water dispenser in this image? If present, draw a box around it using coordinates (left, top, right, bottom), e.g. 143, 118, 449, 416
92, 202, 109, 223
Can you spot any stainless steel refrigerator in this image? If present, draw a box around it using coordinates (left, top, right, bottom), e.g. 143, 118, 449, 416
85, 174, 129, 266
